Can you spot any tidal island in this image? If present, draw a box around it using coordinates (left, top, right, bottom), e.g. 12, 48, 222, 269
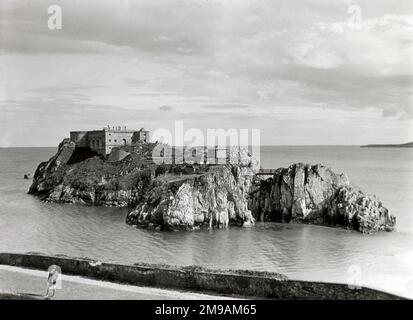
28, 126, 396, 234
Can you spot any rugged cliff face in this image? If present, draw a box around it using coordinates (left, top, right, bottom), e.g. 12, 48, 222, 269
29, 140, 395, 233
249, 163, 396, 233
28, 139, 156, 207
126, 164, 257, 230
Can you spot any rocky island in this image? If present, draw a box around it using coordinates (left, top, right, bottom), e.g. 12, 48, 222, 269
28, 136, 396, 234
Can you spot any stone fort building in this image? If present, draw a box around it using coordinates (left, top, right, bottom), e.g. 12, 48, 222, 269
70, 126, 150, 156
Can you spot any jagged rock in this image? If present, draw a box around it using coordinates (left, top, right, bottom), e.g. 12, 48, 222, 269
28, 139, 76, 195
126, 164, 257, 231
28, 139, 148, 205
249, 163, 396, 233
107, 148, 131, 162
331, 186, 395, 233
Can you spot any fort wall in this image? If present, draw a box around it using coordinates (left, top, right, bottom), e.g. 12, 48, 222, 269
69, 131, 88, 148
69, 128, 150, 156
87, 130, 106, 155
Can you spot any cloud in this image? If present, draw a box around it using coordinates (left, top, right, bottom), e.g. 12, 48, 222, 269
158, 105, 173, 111
0, 0, 217, 56
1, 0, 412, 146
203, 103, 251, 110
206, 70, 229, 79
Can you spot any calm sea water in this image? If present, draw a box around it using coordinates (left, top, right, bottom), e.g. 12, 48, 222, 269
0, 146, 412, 298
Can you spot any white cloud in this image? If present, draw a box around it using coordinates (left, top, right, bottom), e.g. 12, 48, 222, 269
0, 0, 412, 146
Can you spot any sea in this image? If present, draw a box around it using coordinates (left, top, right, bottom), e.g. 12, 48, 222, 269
0, 146, 412, 298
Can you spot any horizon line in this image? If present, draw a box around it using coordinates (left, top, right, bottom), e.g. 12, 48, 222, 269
1, 144, 366, 148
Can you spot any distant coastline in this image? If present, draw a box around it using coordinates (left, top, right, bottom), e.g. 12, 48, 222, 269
361, 142, 413, 148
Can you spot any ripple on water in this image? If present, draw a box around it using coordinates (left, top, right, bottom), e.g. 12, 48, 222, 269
1, 146, 413, 298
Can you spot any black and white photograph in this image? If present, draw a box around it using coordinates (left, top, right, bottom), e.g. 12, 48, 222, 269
0, 0, 412, 310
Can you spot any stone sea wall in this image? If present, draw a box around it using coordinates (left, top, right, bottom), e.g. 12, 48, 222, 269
0, 253, 403, 300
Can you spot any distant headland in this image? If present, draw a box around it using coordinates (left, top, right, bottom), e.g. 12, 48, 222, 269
361, 142, 413, 148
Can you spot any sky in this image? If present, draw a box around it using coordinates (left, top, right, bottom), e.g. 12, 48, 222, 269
0, 0, 412, 146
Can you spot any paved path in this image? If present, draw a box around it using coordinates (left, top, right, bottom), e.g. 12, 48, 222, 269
0, 265, 236, 300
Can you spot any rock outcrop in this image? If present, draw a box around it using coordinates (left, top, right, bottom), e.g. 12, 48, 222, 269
331, 186, 396, 233
249, 163, 396, 233
28, 139, 153, 207
29, 139, 259, 230
126, 164, 257, 230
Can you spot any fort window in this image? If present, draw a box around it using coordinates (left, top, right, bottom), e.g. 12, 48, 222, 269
114, 139, 117, 143
122, 139, 127, 145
